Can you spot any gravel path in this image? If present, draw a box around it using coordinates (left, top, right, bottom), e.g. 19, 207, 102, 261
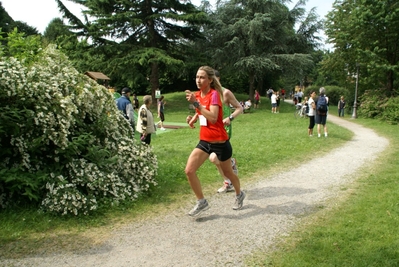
2, 115, 389, 267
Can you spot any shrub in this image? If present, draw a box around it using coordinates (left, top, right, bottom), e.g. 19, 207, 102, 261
358, 89, 399, 125
0, 43, 158, 215
304, 85, 351, 105
380, 97, 399, 125
357, 90, 387, 119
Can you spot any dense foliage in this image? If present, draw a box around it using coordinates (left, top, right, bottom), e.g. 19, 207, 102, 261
55, 0, 209, 99
0, 33, 158, 215
324, 0, 399, 95
199, 0, 323, 96
0, 2, 39, 37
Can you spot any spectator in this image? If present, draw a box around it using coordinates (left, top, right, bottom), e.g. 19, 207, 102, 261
307, 91, 316, 136
281, 88, 286, 101
293, 91, 299, 105
115, 87, 135, 132
271, 91, 277, 113
275, 90, 281, 113
297, 89, 304, 103
303, 96, 309, 117
244, 99, 252, 111
315, 87, 329, 138
267, 88, 274, 100
137, 95, 156, 145
254, 89, 261, 109
157, 95, 166, 130
338, 96, 346, 117
239, 100, 245, 111
132, 93, 139, 110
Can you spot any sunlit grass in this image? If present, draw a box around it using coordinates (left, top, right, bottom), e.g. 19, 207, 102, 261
246, 118, 399, 267
0, 93, 353, 257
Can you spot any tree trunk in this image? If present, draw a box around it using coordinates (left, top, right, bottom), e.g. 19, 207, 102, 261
257, 78, 264, 96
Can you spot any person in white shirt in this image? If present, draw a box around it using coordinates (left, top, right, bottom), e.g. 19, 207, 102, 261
244, 99, 252, 110
271, 91, 277, 113
307, 91, 316, 136
297, 89, 304, 103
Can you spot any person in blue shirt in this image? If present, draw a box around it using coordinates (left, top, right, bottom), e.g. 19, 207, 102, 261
116, 87, 135, 132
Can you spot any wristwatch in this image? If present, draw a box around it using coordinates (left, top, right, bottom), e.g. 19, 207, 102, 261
229, 115, 234, 121
193, 101, 200, 108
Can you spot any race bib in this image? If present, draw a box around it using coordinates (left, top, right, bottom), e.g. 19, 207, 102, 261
199, 115, 207, 126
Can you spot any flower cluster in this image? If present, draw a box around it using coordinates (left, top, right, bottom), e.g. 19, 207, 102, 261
0, 45, 158, 215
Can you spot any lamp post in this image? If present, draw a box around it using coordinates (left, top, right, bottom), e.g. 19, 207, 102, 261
352, 63, 359, 119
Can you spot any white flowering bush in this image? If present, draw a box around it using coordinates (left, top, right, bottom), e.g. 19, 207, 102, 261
0, 38, 158, 215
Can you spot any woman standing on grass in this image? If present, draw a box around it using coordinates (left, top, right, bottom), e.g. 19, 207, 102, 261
184, 66, 245, 217
136, 95, 156, 145
254, 89, 260, 109
157, 95, 166, 130
308, 91, 316, 136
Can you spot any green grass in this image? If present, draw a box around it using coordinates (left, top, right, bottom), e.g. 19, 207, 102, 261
0, 93, 356, 258
246, 118, 399, 267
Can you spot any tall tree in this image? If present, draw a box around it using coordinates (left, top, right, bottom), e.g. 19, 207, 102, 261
55, 0, 209, 98
325, 0, 399, 95
43, 18, 97, 76
0, 3, 39, 37
205, 0, 321, 98
0, 2, 14, 36
43, 18, 73, 43
12, 21, 39, 36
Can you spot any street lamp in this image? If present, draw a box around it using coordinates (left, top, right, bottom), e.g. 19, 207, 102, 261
352, 63, 360, 119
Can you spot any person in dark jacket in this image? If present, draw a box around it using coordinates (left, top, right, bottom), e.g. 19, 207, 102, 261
116, 87, 135, 132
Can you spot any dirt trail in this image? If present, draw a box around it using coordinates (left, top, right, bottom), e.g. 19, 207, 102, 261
2, 115, 389, 267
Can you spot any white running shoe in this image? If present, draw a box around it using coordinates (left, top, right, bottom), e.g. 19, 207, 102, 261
217, 182, 234, 193
188, 199, 209, 216
233, 191, 246, 210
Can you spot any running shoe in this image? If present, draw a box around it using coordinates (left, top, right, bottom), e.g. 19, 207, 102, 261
217, 182, 234, 193
188, 199, 210, 217
233, 191, 246, 210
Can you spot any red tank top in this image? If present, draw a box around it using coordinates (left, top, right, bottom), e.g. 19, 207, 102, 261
195, 89, 228, 142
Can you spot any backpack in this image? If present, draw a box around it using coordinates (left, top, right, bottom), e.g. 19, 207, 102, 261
317, 96, 328, 113
305, 103, 309, 114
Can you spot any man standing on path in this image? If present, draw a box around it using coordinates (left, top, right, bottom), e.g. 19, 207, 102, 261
315, 87, 328, 137
338, 96, 346, 117
116, 87, 135, 132
187, 70, 243, 193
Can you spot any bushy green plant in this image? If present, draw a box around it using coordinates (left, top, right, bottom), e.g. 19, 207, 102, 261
304, 85, 351, 105
357, 89, 387, 119
375, 94, 399, 125
0, 42, 157, 215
